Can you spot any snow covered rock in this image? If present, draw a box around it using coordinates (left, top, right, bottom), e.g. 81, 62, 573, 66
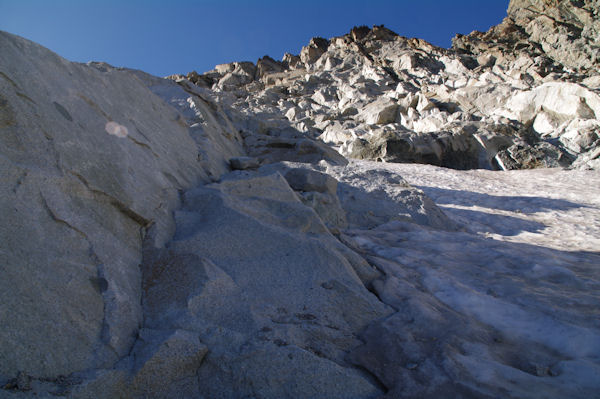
342, 163, 600, 399
328, 161, 459, 231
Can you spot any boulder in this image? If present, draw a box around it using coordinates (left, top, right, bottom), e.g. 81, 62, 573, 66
495, 142, 574, 170
497, 82, 600, 123
253, 162, 349, 232
217, 72, 250, 89
244, 134, 348, 166
558, 119, 600, 155
358, 98, 400, 125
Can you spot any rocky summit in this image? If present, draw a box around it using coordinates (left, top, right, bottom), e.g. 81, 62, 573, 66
1, 1, 599, 398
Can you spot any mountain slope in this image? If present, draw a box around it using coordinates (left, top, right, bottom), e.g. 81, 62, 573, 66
1, 1, 600, 398
180, 0, 599, 171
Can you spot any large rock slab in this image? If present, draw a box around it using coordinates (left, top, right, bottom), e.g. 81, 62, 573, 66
0, 31, 236, 382
357, 98, 400, 125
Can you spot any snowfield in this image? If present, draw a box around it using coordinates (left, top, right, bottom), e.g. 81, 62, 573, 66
342, 161, 600, 398
394, 163, 600, 252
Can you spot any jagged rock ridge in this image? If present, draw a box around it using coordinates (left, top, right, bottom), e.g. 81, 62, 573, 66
177, 0, 600, 171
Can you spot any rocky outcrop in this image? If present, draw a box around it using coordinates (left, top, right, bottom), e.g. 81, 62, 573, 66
455, 0, 600, 73
180, 0, 600, 171
0, 31, 242, 396
0, 30, 452, 397
0, 30, 226, 382
140, 170, 391, 398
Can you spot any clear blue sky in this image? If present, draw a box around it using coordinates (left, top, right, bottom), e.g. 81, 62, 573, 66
0, 0, 508, 77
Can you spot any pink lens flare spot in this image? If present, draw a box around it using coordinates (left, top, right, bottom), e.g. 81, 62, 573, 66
105, 121, 129, 138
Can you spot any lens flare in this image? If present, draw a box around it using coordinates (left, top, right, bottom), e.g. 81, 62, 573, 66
105, 121, 128, 138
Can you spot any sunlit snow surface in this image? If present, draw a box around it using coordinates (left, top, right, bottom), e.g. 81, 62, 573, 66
344, 161, 600, 398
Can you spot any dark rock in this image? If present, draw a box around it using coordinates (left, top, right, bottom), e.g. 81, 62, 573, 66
347, 130, 490, 170
283, 168, 338, 195
495, 141, 574, 169
230, 156, 260, 170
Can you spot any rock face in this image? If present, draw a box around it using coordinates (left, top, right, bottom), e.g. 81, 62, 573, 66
456, 0, 600, 73
0, 31, 222, 380
0, 31, 239, 395
183, 1, 600, 171
0, 31, 406, 397
142, 170, 391, 398
2, 1, 600, 398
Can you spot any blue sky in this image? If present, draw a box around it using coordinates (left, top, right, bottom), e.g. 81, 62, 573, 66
0, 0, 508, 77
